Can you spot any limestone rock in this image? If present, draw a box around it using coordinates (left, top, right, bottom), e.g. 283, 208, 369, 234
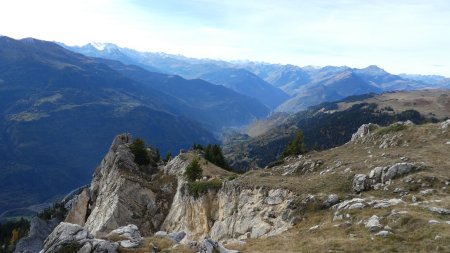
14, 217, 60, 253
323, 194, 339, 208
198, 238, 240, 253
40, 222, 118, 253
352, 174, 369, 193
441, 119, 450, 132
168, 231, 186, 243
365, 215, 382, 232
375, 230, 393, 237
162, 170, 295, 242
265, 189, 285, 205
427, 207, 450, 215
105, 224, 143, 248
66, 134, 177, 237
381, 163, 416, 183
351, 123, 379, 142
65, 188, 90, 226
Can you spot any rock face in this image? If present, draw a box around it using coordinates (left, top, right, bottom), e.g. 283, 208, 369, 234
14, 217, 60, 253
161, 155, 297, 242
351, 123, 379, 142
66, 134, 177, 237
41, 222, 118, 253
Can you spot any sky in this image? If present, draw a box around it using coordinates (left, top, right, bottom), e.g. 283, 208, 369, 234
0, 0, 449, 76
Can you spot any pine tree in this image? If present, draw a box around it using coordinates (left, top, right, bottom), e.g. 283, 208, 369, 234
281, 130, 306, 159
129, 138, 150, 165
184, 158, 203, 182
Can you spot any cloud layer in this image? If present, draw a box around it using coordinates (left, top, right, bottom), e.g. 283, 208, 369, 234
1, 0, 449, 76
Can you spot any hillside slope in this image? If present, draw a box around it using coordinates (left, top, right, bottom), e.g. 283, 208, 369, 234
0, 37, 219, 214
224, 90, 450, 171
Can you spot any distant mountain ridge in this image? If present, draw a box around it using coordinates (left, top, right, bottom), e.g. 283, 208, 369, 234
63, 42, 449, 113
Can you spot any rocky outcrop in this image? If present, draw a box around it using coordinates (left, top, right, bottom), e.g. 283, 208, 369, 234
351, 123, 379, 142
105, 224, 143, 248
352, 163, 417, 193
65, 188, 90, 226
14, 217, 60, 253
161, 155, 297, 242
66, 134, 177, 237
40, 222, 118, 253
441, 119, 450, 132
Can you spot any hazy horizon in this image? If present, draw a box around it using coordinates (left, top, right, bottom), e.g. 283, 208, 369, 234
1, 0, 449, 76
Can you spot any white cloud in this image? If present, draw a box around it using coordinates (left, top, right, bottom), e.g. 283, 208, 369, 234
0, 0, 449, 76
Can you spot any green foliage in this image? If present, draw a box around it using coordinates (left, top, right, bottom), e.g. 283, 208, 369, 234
281, 130, 306, 159
187, 179, 223, 198
0, 218, 29, 253
192, 144, 204, 150
163, 152, 172, 163
184, 159, 203, 182
129, 138, 151, 166
377, 124, 407, 135
227, 174, 238, 181
204, 144, 230, 170
37, 202, 67, 221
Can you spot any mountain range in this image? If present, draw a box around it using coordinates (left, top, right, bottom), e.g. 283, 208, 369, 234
0, 37, 267, 214
64, 42, 449, 112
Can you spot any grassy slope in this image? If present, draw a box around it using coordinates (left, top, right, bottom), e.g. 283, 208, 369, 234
227, 122, 450, 252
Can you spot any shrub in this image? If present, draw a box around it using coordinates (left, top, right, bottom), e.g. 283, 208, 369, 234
377, 124, 407, 135
184, 158, 203, 182
187, 179, 223, 198
163, 152, 172, 163
227, 174, 238, 181
129, 138, 151, 166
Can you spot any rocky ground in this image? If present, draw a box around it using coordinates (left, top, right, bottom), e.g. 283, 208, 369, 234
15, 120, 450, 253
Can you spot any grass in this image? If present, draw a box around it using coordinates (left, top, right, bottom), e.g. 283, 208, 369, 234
224, 122, 450, 252
188, 179, 223, 198
228, 206, 450, 253
377, 124, 407, 135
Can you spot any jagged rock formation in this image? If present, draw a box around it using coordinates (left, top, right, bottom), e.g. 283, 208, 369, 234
161, 155, 297, 242
40, 222, 118, 253
66, 133, 177, 237
14, 217, 60, 253
350, 123, 380, 142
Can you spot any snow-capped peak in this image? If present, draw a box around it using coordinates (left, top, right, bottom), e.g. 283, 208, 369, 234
90, 42, 108, 51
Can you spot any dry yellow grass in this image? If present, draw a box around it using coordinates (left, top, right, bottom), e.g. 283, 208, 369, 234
227, 122, 450, 252
338, 89, 450, 119
118, 236, 195, 253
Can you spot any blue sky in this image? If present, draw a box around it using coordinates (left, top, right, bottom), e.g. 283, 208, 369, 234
0, 0, 449, 76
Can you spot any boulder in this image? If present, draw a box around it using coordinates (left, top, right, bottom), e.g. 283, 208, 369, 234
381, 163, 416, 183
323, 194, 339, 208
351, 123, 379, 142
375, 230, 392, 237
105, 224, 143, 248
14, 217, 60, 253
365, 215, 382, 232
352, 174, 369, 193
168, 231, 186, 243
40, 222, 118, 253
198, 238, 240, 253
427, 207, 450, 215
